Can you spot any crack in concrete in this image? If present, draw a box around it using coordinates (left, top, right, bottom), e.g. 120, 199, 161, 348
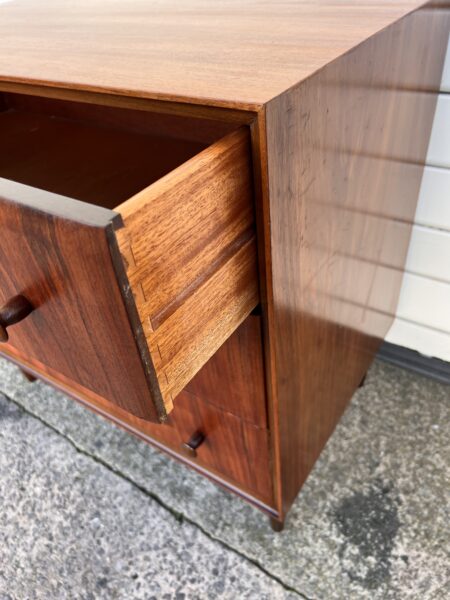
2, 391, 313, 600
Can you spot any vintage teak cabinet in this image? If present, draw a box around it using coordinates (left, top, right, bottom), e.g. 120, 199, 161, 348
0, 1, 448, 529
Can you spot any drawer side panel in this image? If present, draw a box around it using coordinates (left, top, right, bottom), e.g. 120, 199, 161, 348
116, 128, 259, 411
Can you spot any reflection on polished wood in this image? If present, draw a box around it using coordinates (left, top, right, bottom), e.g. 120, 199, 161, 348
262, 7, 450, 515
0, 0, 448, 527
0, 0, 439, 109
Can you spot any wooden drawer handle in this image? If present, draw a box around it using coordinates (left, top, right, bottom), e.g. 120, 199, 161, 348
0, 295, 34, 342
181, 431, 205, 458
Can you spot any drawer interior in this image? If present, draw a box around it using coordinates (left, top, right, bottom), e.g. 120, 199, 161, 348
0, 92, 235, 209
0, 90, 258, 421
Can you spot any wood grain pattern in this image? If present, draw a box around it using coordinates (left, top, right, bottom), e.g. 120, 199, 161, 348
0, 178, 164, 421
173, 390, 272, 503
185, 314, 267, 427
0, 0, 446, 525
0, 81, 254, 125
0, 97, 258, 416
261, 6, 450, 515
4, 92, 236, 145
0, 102, 206, 209
117, 128, 259, 410
0, 0, 431, 109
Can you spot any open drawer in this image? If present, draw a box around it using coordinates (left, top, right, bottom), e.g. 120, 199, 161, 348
0, 93, 258, 422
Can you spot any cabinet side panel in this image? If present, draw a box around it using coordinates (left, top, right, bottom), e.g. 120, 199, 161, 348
265, 7, 450, 513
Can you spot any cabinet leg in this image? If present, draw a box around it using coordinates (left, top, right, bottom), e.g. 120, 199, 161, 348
358, 373, 367, 388
20, 369, 36, 383
269, 517, 284, 532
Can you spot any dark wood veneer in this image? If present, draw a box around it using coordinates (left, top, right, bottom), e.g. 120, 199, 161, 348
0, 179, 164, 421
262, 6, 450, 516
0, 0, 447, 528
185, 315, 267, 427
0, 99, 207, 208
0, 95, 259, 421
0, 316, 274, 506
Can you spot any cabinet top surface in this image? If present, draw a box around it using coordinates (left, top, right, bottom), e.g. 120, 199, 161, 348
0, 0, 429, 110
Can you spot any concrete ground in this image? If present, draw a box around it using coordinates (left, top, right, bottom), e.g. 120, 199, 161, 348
0, 358, 448, 600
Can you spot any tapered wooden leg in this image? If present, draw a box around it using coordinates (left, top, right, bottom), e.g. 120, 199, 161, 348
20, 368, 36, 382
269, 517, 284, 532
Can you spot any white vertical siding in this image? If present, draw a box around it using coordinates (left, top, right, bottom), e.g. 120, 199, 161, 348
386, 35, 450, 361
386, 320, 450, 361
427, 95, 450, 168
415, 167, 450, 230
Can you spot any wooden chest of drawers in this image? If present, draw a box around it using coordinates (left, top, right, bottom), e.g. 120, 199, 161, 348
0, 0, 448, 528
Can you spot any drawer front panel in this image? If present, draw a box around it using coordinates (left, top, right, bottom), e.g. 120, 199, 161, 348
185, 314, 267, 427
0, 179, 163, 421
15, 314, 272, 504
171, 390, 273, 503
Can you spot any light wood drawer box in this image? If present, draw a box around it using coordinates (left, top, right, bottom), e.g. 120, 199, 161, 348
0, 93, 258, 423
